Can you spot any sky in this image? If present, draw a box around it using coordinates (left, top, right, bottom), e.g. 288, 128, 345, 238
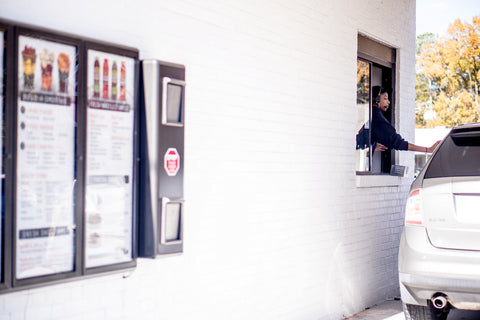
416, 0, 480, 36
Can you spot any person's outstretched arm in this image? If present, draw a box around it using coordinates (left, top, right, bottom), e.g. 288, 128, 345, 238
407, 140, 441, 153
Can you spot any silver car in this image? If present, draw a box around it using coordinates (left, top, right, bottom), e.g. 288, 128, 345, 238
399, 123, 480, 320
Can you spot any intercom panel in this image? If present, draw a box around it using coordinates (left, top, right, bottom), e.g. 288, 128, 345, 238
138, 60, 185, 257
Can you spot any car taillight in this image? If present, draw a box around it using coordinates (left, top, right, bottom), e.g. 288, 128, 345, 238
405, 188, 423, 226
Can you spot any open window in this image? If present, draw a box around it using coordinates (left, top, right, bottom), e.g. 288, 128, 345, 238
356, 35, 396, 174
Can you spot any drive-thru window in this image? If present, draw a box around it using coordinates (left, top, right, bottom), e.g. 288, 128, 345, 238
356, 34, 397, 175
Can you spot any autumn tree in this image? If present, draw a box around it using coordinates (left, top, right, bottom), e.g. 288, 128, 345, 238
416, 16, 480, 128
415, 33, 437, 127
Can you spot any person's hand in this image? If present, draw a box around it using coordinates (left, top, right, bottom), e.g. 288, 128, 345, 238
427, 140, 441, 153
375, 143, 388, 152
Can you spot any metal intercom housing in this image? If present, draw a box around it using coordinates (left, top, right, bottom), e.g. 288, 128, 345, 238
138, 60, 185, 257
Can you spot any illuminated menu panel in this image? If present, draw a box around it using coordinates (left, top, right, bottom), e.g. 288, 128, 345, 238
15, 36, 76, 279
85, 50, 135, 268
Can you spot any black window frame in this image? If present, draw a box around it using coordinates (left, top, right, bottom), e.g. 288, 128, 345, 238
356, 35, 397, 175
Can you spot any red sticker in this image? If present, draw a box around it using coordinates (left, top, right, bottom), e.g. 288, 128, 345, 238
164, 148, 180, 176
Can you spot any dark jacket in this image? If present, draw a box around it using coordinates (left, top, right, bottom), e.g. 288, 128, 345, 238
371, 106, 408, 150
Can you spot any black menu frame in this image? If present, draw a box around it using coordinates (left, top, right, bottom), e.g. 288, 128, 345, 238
82, 41, 138, 276
0, 21, 15, 292
0, 19, 138, 293
12, 25, 83, 288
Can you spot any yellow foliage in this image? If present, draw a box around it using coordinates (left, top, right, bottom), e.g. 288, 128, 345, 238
416, 16, 480, 127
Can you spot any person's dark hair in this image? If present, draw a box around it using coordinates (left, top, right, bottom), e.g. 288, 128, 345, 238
372, 86, 388, 98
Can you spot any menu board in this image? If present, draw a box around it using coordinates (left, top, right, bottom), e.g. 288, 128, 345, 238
85, 50, 135, 268
0, 30, 4, 279
15, 36, 76, 279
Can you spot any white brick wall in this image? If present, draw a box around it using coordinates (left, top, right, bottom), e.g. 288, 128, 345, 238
0, 0, 415, 318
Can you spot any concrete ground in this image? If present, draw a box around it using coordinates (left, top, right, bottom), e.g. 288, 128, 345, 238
346, 299, 404, 320
345, 299, 480, 320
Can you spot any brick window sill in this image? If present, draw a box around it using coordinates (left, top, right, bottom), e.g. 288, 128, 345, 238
355, 174, 411, 188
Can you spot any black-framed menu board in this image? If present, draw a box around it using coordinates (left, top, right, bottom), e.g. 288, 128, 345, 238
84, 45, 137, 270
15, 32, 79, 280
0, 20, 138, 292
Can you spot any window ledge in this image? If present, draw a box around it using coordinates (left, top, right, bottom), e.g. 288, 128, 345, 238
356, 174, 411, 188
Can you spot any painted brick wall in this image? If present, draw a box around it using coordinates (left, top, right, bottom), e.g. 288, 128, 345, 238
0, 0, 415, 319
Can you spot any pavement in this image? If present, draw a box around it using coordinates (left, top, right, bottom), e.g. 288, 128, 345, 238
345, 299, 404, 320
345, 299, 480, 320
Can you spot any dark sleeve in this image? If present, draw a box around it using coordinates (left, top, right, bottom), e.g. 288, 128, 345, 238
371, 109, 409, 151
356, 127, 369, 150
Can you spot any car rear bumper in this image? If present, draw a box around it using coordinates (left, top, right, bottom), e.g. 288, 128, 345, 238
399, 226, 480, 310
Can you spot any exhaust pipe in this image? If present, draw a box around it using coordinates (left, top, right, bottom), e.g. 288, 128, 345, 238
431, 295, 448, 309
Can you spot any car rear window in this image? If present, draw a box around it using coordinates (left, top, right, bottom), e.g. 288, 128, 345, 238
425, 128, 480, 178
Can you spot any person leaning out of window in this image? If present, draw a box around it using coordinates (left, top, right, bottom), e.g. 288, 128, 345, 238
372, 86, 440, 153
